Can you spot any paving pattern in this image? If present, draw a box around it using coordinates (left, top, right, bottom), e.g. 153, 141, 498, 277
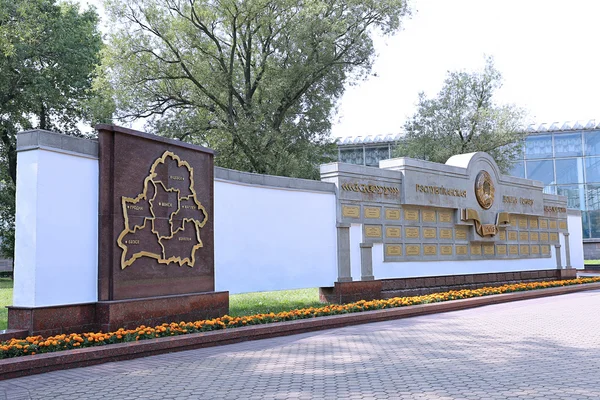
2, 290, 600, 400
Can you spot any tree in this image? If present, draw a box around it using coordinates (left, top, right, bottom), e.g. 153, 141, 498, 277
393, 57, 527, 173
104, 0, 410, 179
0, 0, 108, 258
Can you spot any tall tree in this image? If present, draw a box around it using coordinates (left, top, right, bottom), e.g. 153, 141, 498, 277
394, 57, 527, 173
104, 0, 410, 179
0, 0, 107, 258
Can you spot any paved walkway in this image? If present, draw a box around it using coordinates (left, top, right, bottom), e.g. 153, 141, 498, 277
2, 290, 600, 400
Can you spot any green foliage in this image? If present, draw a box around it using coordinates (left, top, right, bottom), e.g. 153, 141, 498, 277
229, 288, 323, 316
0, 278, 13, 330
104, 0, 410, 179
0, 0, 108, 258
393, 57, 527, 173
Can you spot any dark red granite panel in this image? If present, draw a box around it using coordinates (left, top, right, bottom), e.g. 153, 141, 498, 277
96, 291, 228, 332
97, 125, 215, 301
8, 304, 98, 336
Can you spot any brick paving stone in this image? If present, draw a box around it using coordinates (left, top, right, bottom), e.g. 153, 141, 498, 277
1, 290, 600, 399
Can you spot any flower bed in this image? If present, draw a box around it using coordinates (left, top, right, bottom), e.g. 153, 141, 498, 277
2, 277, 600, 359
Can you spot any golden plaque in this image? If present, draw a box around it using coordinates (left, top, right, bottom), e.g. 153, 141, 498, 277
386, 245, 402, 256
530, 232, 539, 242
364, 225, 382, 238
518, 218, 528, 229
559, 221, 567, 230
475, 170, 494, 210
519, 232, 529, 241
529, 218, 539, 229
497, 245, 507, 255
405, 227, 420, 239
483, 245, 495, 255
541, 245, 550, 255
422, 210, 436, 222
508, 231, 518, 241
540, 232, 549, 242
455, 228, 468, 240
520, 245, 530, 255
531, 245, 540, 255
549, 220, 557, 229
440, 245, 453, 255
509, 245, 519, 255
364, 207, 381, 219
406, 245, 421, 256
385, 226, 402, 238
456, 245, 468, 255
440, 228, 453, 239
439, 211, 453, 223
471, 245, 482, 255
550, 232, 559, 242
539, 219, 548, 229
498, 230, 506, 241
424, 245, 437, 255
423, 228, 437, 239
404, 209, 419, 221
385, 208, 401, 220
342, 205, 360, 218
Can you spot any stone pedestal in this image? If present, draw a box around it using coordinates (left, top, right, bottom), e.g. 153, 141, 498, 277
8, 291, 228, 337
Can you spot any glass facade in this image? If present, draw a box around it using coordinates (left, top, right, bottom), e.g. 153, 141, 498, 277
509, 129, 600, 239
338, 145, 391, 167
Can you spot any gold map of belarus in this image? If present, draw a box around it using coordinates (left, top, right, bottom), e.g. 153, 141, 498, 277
117, 151, 209, 269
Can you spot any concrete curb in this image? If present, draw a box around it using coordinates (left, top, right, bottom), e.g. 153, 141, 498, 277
1, 282, 599, 380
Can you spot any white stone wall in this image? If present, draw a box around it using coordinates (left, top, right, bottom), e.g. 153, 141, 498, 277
14, 148, 99, 307
214, 178, 338, 294
568, 212, 584, 269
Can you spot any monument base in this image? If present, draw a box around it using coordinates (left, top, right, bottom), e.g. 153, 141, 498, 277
8, 291, 228, 337
320, 269, 573, 304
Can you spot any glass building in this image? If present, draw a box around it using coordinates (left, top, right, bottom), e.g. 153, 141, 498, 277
336, 120, 600, 258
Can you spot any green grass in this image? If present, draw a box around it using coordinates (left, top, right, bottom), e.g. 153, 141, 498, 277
0, 278, 13, 331
229, 288, 323, 317
585, 260, 600, 265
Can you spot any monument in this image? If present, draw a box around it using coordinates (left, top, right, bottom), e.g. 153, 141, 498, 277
8, 126, 228, 336
6, 126, 581, 336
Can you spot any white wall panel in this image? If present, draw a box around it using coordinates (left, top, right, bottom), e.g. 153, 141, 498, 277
214, 180, 337, 294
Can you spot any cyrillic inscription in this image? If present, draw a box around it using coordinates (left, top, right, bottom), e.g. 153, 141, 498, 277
364, 207, 381, 219
406, 245, 420, 256
440, 245, 453, 255
424, 245, 437, 255
386, 245, 402, 256
365, 225, 382, 238
385, 208, 401, 220
385, 226, 402, 238
423, 228, 437, 239
405, 227, 420, 239
404, 209, 419, 221
342, 205, 360, 218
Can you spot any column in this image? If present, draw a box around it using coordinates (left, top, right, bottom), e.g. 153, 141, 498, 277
336, 223, 352, 282
360, 243, 374, 281
563, 232, 572, 269
554, 244, 562, 269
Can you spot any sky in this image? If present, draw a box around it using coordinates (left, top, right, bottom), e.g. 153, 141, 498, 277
80, 0, 600, 139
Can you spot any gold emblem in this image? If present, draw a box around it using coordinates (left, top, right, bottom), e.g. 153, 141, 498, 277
475, 170, 494, 210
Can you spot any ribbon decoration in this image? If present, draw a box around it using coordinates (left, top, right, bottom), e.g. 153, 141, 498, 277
460, 209, 509, 237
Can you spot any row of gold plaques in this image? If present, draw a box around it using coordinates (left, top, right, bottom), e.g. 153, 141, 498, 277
509, 215, 567, 231
342, 205, 454, 223
365, 225, 466, 240
385, 244, 551, 257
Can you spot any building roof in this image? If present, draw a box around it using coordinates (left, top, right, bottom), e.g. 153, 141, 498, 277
336, 119, 600, 146
526, 119, 599, 133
